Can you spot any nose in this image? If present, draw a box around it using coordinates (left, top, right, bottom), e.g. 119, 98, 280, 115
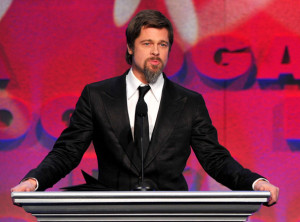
151, 44, 159, 56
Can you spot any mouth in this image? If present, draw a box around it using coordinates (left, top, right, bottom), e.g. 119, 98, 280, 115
148, 57, 162, 66
149, 60, 160, 65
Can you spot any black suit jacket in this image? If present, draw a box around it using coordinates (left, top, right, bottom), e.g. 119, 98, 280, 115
25, 71, 263, 191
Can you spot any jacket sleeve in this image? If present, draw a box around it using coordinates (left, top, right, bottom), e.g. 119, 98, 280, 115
190, 94, 263, 190
24, 85, 94, 190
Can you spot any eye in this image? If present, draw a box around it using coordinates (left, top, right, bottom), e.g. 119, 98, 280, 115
143, 42, 150, 46
160, 43, 169, 47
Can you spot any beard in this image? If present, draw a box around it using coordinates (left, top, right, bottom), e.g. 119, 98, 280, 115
143, 57, 165, 84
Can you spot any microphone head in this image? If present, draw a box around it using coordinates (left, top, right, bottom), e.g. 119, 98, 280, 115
136, 102, 148, 117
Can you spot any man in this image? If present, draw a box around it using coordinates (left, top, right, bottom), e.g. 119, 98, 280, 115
12, 10, 279, 206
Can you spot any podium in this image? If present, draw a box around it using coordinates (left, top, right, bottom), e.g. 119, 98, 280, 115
12, 191, 269, 221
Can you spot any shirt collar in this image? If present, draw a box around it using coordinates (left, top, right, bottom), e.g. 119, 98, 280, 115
126, 68, 164, 102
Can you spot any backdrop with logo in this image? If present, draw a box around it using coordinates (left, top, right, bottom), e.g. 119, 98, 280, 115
0, 0, 299, 221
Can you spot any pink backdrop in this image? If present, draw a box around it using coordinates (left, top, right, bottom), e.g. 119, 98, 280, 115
1, 0, 300, 221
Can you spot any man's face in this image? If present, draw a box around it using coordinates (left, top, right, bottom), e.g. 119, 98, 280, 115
128, 27, 170, 84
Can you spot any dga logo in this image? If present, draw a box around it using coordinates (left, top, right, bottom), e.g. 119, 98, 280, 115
190, 35, 300, 88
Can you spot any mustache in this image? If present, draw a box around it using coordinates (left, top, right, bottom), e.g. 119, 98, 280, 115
148, 57, 163, 63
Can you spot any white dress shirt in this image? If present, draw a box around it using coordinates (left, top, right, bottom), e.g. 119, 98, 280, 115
126, 68, 164, 140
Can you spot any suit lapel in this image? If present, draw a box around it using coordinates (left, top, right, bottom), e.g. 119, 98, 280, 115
100, 73, 187, 173
144, 77, 187, 168
100, 72, 140, 174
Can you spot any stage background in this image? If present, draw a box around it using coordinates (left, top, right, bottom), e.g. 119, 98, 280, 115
1, 0, 299, 221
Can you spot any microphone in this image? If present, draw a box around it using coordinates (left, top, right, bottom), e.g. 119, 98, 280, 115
133, 99, 154, 191
136, 101, 147, 117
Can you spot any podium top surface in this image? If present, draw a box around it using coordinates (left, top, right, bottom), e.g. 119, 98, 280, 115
11, 191, 270, 222
12, 191, 270, 204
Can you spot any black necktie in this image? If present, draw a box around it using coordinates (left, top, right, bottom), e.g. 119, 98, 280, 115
134, 85, 151, 159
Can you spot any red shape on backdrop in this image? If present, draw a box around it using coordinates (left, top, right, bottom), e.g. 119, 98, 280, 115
259, 36, 300, 80
40, 96, 78, 139
0, 44, 11, 88
164, 42, 184, 76
191, 35, 253, 80
0, 95, 31, 140
284, 96, 300, 140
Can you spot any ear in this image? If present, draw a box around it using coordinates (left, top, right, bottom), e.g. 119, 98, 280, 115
127, 44, 133, 55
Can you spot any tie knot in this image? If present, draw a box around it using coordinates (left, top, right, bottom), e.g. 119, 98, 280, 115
138, 85, 151, 98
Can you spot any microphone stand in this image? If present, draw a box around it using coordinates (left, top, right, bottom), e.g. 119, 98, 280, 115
140, 114, 145, 189
133, 113, 154, 191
